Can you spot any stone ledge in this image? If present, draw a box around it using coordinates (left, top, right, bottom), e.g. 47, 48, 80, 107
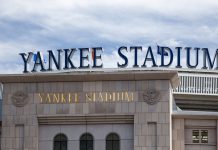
172, 111, 218, 119
0, 70, 179, 88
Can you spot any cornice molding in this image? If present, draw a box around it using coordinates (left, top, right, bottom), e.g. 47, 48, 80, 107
37, 115, 134, 125
0, 71, 179, 88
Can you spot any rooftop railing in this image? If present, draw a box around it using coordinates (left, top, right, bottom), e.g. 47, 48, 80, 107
174, 73, 218, 96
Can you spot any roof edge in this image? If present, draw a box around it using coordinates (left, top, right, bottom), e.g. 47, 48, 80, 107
0, 70, 179, 88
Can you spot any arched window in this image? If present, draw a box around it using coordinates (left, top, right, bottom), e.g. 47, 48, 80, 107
53, 133, 68, 150
106, 133, 120, 150
80, 133, 94, 150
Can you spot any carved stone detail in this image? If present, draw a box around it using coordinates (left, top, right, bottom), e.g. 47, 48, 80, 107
11, 91, 28, 107
143, 89, 160, 105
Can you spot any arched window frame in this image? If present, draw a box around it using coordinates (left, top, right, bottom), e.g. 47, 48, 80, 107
79, 132, 94, 150
53, 133, 68, 150
106, 132, 120, 150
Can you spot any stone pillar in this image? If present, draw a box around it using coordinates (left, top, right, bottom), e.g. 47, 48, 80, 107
134, 80, 172, 150
172, 118, 185, 150
1, 83, 38, 150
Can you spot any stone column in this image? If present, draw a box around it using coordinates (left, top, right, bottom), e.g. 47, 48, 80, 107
172, 118, 185, 150
134, 80, 172, 150
1, 83, 38, 150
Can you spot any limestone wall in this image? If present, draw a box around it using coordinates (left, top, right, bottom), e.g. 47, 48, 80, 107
1, 79, 172, 150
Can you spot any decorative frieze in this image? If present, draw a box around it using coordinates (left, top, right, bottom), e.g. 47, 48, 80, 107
11, 91, 28, 107
143, 89, 160, 105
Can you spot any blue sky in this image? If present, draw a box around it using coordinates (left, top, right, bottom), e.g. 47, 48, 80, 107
0, 0, 218, 73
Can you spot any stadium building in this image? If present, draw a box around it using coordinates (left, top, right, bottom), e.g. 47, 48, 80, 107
0, 68, 217, 150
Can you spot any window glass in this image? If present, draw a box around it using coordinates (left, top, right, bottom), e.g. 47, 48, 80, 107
192, 130, 209, 144
106, 133, 120, 150
192, 130, 200, 143
54, 134, 67, 150
201, 130, 208, 143
80, 133, 93, 150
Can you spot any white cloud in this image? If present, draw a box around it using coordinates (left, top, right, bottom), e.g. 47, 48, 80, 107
161, 39, 182, 47
0, 63, 23, 74
0, 0, 218, 73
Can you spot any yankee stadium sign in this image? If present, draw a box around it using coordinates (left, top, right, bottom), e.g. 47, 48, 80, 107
19, 46, 218, 73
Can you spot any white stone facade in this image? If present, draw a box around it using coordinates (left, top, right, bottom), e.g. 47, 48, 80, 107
0, 71, 217, 150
